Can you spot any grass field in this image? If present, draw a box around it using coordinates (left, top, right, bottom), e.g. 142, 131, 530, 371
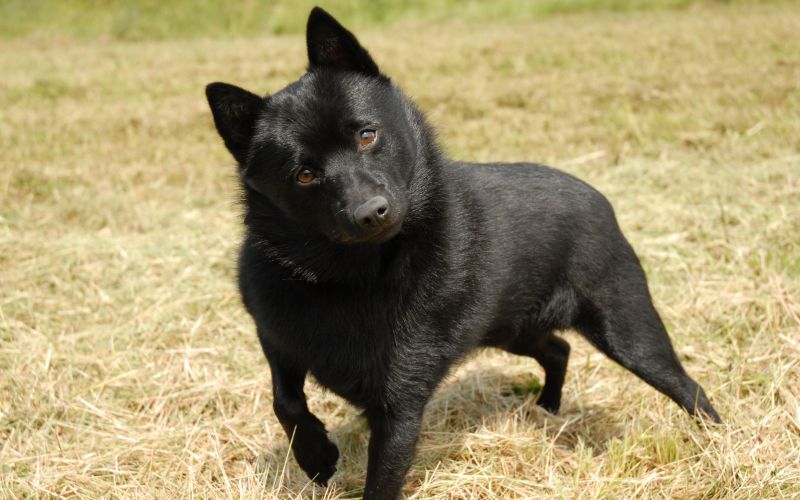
2, 1, 800, 498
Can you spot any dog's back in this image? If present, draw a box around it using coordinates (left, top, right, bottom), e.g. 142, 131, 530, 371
445, 161, 623, 329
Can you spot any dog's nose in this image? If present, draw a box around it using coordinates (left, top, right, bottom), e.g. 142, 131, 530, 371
354, 196, 390, 229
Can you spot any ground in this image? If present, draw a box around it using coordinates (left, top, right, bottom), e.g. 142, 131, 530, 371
1, 1, 799, 498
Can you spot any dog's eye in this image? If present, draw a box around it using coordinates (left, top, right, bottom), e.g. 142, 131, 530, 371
296, 168, 317, 185
359, 129, 377, 148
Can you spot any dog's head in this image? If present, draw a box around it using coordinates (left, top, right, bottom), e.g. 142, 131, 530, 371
207, 7, 427, 245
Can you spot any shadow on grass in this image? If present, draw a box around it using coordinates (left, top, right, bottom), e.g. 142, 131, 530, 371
417, 366, 625, 460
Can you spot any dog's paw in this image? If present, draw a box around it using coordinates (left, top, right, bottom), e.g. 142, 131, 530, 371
536, 395, 561, 414
293, 433, 339, 486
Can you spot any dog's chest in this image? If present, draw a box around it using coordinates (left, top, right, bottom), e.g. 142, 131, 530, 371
272, 291, 400, 409
307, 330, 392, 408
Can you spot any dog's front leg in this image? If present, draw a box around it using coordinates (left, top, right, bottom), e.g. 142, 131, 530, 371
265, 352, 339, 486
363, 405, 425, 500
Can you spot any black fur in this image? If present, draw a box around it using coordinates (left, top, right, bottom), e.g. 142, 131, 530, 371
205, 7, 720, 499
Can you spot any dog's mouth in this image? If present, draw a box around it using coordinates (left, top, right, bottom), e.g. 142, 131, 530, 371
362, 222, 403, 244
329, 222, 402, 245
328, 216, 404, 245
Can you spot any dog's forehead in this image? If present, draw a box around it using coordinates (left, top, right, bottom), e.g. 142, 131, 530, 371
268, 73, 383, 129
251, 72, 391, 160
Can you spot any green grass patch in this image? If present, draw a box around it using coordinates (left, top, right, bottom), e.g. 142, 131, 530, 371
0, 0, 789, 40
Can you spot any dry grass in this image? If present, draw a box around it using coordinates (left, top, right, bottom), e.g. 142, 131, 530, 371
2, 3, 800, 498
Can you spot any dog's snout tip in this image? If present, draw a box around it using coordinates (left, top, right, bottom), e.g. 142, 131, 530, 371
354, 196, 390, 229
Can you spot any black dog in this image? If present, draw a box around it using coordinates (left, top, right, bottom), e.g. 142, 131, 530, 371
206, 7, 720, 499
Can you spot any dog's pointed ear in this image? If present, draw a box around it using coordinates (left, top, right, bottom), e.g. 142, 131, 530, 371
206, 82, 264, 165
306, 6, 380, 76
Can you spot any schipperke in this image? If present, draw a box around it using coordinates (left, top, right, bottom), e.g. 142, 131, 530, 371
205, 7, 720, 499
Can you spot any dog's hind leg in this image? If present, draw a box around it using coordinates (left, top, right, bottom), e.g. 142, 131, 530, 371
503, 332, 571, 414
574, 263, 721, 422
